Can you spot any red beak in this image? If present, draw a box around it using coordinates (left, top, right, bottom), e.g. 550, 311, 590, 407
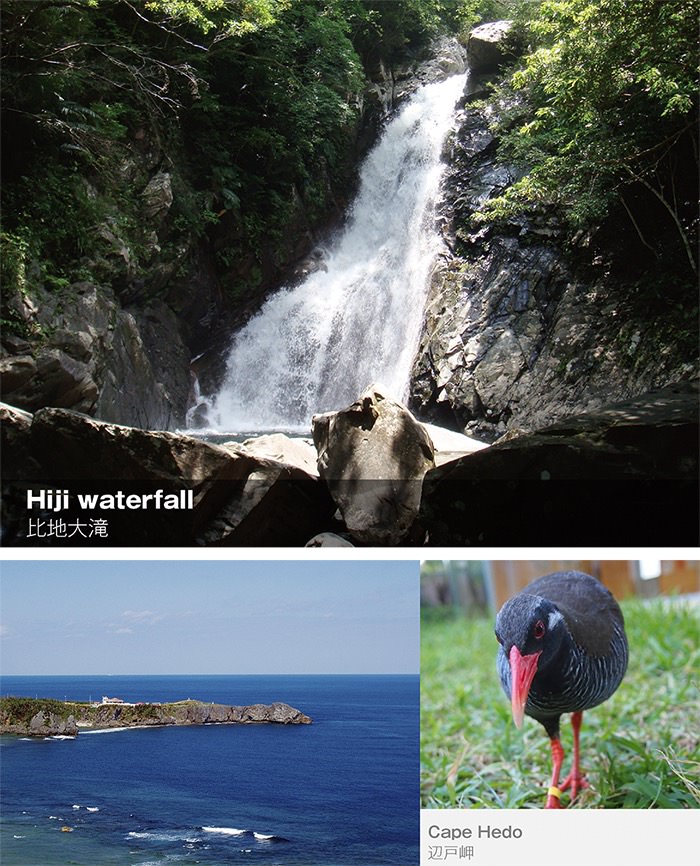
509, 645, 541, 728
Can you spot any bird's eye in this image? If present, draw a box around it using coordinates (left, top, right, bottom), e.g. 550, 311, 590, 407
533, 620, 546, 639
495, 631, 503, 645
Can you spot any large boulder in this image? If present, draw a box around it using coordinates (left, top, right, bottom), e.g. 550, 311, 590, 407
420, 380, 699, 545
312, 385, 435, 545
1, 404, 334, 546
467, 21, 514, 73
0, 349, 98, 414
237, 433, 319, 477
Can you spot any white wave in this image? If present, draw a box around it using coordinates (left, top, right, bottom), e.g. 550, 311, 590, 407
82, 725, 151, 734
72, 804, 81, 810
86, 806, 100, 812
13, 835, 25, 839
254, 832, 275, 840
202, 826, 247, 836
127, 830, 201, 843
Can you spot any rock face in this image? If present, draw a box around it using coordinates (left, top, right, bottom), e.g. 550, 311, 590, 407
0, 282, 191, 430
0, 698, 312, 736
27, 711, 79, 737
141, 171, 173, 222
312, 385, 435, 545
411, 95, 699, 442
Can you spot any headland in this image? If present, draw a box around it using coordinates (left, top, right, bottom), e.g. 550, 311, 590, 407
0, 696, 313, 736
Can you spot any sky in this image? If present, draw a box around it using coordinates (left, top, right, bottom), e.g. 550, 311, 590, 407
0, 560, 418, 676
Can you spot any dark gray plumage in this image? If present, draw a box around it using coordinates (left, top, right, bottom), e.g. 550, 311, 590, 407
495, 571, 628, 808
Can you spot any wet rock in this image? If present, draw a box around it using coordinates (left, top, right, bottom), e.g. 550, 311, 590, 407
364, 36, 467, 118
131, 300, 192, 428
312, 384, 435, 545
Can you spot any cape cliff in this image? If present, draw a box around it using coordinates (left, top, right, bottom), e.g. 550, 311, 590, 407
0, 697, 312, 737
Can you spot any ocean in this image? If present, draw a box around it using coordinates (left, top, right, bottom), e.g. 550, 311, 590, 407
0, 675, 419, 865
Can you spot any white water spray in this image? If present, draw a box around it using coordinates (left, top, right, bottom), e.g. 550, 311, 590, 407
210, 72, 466, 431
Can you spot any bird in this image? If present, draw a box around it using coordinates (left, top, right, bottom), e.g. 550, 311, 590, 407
494, 571, 628, 808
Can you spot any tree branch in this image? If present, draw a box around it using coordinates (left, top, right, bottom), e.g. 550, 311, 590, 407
626, 168, 698, 276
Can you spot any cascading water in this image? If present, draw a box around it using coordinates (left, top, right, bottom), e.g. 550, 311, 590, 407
210, 71, 467, 432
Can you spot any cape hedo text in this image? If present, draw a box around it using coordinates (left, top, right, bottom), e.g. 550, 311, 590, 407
428, 825, 523, 840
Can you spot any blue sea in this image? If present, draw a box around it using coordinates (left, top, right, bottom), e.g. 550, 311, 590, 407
0, 675, 419, 865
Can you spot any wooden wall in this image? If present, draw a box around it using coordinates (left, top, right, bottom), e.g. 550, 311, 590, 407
490, 560, 699, 608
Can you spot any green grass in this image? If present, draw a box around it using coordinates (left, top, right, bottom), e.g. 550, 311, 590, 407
421, 599, 700, 809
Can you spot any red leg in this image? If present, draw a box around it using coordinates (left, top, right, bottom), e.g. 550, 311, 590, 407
545, 736, 565, 809
560, 711, 589, 801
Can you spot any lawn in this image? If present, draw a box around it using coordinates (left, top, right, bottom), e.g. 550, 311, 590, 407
421, 597, 700, 809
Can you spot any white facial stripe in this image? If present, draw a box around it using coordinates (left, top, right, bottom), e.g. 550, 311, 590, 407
548, 610, 564, 630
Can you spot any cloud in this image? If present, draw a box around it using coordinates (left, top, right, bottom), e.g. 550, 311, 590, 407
104, 609, 165, 635
0, 624, 8, 638
121, 610, 166, 626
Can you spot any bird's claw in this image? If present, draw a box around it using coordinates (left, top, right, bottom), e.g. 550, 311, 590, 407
560, 772, 589, 800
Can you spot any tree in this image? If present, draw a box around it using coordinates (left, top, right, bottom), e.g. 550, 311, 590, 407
478, 0, 698, 276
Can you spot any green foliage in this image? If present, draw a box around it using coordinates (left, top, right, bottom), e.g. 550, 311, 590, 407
478, 0, 698, 275
0, 0, 469, 307
0, 230, 31, 296
145, 0, 289, 35
0, 696, 84, 723
421, 598, 700, 808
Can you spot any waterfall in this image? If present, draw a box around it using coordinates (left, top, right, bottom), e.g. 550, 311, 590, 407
210, 72, 467, 432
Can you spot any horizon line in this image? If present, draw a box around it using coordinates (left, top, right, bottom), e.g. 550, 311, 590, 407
1, 671, 418, 678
